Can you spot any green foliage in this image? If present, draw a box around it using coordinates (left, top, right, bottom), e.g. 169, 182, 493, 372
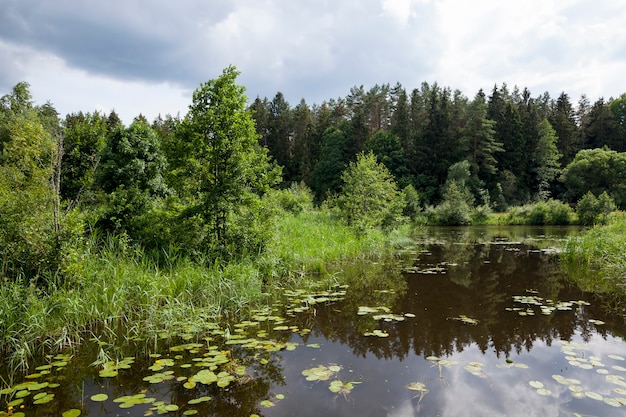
94, 119, 168, 236
426, 181, 472, 226
425, 161, 480, 226
401, 184, 421, 219
561, 213, 626, 307
576, 191, 616, 225
533, 119, 561, 200
60, 112, 108, 203
310, 126, 349, 201
464, 90, 502, 183
0, 83, 83, 286
171, 66, 281, 258
505, 199, 573, 225
266, 182, 314, 214
331, 151, 405, 232
560, 147, 626, 209
364, 130, 409, 181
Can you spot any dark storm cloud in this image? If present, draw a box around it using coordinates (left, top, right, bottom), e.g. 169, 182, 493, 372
0, 0, 441, 106
0, 0, 234, 85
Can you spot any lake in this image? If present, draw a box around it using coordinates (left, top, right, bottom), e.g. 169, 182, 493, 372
2, 226, 626, 417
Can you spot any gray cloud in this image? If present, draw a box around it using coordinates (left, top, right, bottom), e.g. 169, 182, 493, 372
0, 0, 442, 105
1, 0, 624, 121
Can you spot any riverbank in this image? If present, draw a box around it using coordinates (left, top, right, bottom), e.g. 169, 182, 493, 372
561, 212, 626, 314
0, 210, 396, 370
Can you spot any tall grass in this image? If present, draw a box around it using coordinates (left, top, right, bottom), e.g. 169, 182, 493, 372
0, 209, 391, 370
561, 212, 626, 313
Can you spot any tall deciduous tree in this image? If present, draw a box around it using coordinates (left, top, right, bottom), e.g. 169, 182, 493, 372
0, 82, 77, 284
560, 147, 626, 208
61, 112, 108, 204
174, 66, 281, 255
95, 119, 168, 235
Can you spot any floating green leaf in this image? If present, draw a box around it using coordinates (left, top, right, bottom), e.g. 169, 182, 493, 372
33, 393, 54, 404
260, 399, 275, 408
451, 315, 479, 325
364, 329, 389, 337
90, 393, 108, 402
604, 397, 624, 407
302, 365, 339, 381
585, 391, 603, 401
407, 382, 428, 392
62, 410, 81, 417
188, 396, 211, 405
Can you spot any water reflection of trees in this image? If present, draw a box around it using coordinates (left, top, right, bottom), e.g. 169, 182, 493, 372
297, 238, 615, 362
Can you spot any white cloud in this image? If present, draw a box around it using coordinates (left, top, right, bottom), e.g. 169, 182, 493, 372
1, 0, 625, 122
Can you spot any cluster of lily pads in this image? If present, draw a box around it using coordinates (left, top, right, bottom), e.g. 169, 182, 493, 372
0, 353, 70, 416
506, 293, 591, 317
301, 364, 360, 399
518, 339, 626, 408
0, 286, 351, 416
357, 305, 416, 338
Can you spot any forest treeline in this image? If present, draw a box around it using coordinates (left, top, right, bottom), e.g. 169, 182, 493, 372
248, 82, 626, 208
2, 66, 626, 287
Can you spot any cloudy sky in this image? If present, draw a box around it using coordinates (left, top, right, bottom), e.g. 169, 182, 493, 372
1, 0, 625, 124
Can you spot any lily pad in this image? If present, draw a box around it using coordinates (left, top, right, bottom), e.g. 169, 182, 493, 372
536, 388, 552, 396
260, 399, 275, 408
90, 393, 109, 402
33, 393, 55, 404
407, 382, 428, 392
604, 397, 623, 407
188, 396, 212, 405
585, 391, 604, 401
62, 410, 81, 417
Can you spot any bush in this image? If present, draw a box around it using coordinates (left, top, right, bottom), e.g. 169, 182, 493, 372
266, 182, 314, 214
426, 182, 472, 226
546, 199, 573, 225
401, 184, 421, 219
506, 199, 573, 225
576, 191, 616, 226
332, 152, 405, 232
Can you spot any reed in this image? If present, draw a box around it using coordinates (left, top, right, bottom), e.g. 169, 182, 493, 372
0, 208, 394, 370
561, 212, 626, 312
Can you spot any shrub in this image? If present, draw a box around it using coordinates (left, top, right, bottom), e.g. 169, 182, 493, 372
577, 191, 616, 226
332, 151, 405, 232
427, 182, 472, 226
576, 192, 599, 226
506, 200, 573, 225
266, 182, 314, 214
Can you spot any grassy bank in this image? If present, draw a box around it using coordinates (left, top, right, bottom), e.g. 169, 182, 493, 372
0, 210, 391, 370
561, 212, 626, 314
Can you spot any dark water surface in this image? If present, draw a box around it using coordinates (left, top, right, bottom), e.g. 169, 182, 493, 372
2, 226, 626, 417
